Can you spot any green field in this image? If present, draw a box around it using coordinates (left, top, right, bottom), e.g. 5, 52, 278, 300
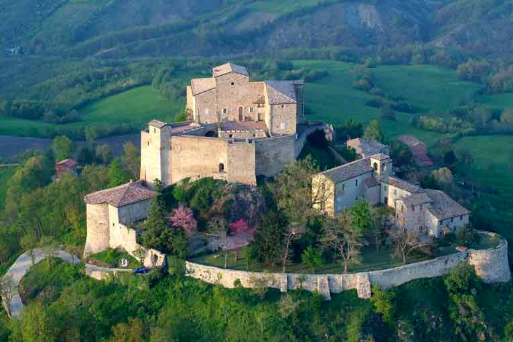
373, 64, 482, 113
295, 60, 477, 144
0, 86, 184, 137
0, 166, 16, 209
480, 92, 513, 109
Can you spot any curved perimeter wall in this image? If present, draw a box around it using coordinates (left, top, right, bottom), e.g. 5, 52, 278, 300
185, 232, 511, 300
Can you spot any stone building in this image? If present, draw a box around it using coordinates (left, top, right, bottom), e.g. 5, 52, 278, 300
83, 181, 165, 267
141, 62, 320, 188
84, 62, 325, 264
55, 159, 77, 178
346, 138, 390, 158
397, 134, 433, 167
312, 153, 470, 237
186, 62, 304, 136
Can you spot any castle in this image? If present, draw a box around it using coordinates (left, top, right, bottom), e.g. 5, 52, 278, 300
312, 143, 470, 238
140, 62, 316, 188
84, 63, 325, 264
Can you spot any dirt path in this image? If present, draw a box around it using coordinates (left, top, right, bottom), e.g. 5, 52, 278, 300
1, 248, 131, 317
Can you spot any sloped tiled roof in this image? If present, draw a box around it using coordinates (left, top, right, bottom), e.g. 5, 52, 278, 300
213, 63, 249, 77
265, 81, 297, 105
191, 78, 216, 95
84, 182, 156, 208
347, 138, 388, 158
149, 120, 168, 129
221, 121, 268, 132
383, 176, 420, 194
397, 135, 424, 148
319, 158, 373, 183
400, 192, 432, 206
425, 189, 470, 220
56, 159, 77, 167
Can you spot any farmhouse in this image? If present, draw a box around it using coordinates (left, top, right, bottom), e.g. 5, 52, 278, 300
312, 153, 470, 237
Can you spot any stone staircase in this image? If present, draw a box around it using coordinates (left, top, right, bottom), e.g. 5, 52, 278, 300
356, 273, 372, 299
317, 275, 331, 300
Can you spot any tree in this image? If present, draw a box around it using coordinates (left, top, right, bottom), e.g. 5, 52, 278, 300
141, 196, 174, 255
169, 203, 197, 237
207, 216, 230, 268
0, 275, 16, 317
273, 156, 324, 227
85, 126, 98, 144
20, 233, 38, 265
252, 211, 288, 266
371, 206, 394, 251
76, 145, 95, 166
371, 285, 396, 325
393, 228, 427, 264
320, 210, 364, 272
301, 246, 322, 273
19, 303, 55, 342
363, 120, 384, 143
109, 317, 147, 342
52, 135, 75, 161
108, 158, 130, 187
350, 199, 374, 233
95, 144, 112, 164
455, 225, 475, 246
122, 142, 140, 180
229, 219, 250, 261
40, 235, 58, 270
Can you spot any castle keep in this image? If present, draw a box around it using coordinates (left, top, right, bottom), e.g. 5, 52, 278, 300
140, 62, 313, 188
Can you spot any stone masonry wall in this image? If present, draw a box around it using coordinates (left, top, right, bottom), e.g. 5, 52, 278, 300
84, 203, 110, 256
185, 232, 510, 300
254, 135, 296, 177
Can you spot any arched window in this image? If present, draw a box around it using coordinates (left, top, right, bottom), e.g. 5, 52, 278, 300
238, 107, 243, 121
381, 163, 386, 171
373, 162, 378, 171
219, 163, 225, 172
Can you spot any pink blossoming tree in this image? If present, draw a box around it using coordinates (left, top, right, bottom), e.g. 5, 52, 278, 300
169, 203, 197, 236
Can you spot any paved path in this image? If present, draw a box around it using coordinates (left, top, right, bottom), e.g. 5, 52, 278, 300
2, 249, 131, 317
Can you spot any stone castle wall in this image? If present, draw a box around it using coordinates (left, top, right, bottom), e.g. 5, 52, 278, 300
84, 203, 110, 256
185, 232, 510, 300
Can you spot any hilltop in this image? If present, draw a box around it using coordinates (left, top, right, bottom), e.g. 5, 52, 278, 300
2, 0, 513, 60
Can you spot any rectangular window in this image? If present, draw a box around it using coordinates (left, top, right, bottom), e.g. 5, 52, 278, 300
451, 218, 454, 223
460, 215, 463, 220
280, 122, 286, 130
248, 107, 254, 113
356, 179, 358, 186
223, 108, 227, 114
205, 109, 210, 115
412, 206, 415, 212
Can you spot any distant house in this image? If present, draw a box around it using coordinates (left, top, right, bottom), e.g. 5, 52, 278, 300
346, 138, 390, 158
55, 159, 77, 178
397, 135, 433, 167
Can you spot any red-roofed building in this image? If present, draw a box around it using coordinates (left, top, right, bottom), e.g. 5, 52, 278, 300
55, 159, 77, 178
397, 135, 434, 167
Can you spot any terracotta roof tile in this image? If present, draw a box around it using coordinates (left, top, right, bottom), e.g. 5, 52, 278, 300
383, 176, 420, 194
319, 158, 373, 183
265, 81, 297, 104
84, 182, 156, 207
149, 120, 168, 129
190, 78, 216, 95
212, 63, 249, 77
425, 189, 470, 220
347, 138, 388, 158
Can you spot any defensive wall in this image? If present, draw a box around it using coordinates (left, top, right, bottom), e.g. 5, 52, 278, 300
185, 231, 511, 300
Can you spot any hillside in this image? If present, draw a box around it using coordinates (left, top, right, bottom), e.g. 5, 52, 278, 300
2, 0, 513, 59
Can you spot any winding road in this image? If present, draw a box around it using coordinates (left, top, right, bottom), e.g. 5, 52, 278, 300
1, 248, 131, 317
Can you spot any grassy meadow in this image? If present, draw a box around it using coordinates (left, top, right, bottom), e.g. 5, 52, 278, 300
0, 86, 184, 137
294, 60, 478, 144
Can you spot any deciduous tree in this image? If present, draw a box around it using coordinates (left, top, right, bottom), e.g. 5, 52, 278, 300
320, 210, 364, 272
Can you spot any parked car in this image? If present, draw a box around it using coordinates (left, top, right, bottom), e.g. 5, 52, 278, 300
133, 267, 148, 274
